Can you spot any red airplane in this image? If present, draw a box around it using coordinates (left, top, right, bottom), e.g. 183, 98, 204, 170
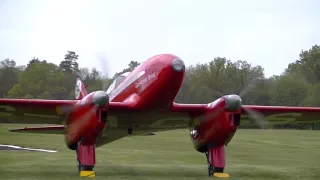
1, 53, 320, 178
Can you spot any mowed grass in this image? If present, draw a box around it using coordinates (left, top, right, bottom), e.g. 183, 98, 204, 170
0, 124, 319, 180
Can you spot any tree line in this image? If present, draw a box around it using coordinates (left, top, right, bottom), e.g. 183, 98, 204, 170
1, 45, 320, 129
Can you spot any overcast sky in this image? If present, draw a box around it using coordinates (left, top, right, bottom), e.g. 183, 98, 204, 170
0, 0, 319, 77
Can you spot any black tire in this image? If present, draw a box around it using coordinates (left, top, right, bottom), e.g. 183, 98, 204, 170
69, 143, 78, 150
208, 166, 224, 176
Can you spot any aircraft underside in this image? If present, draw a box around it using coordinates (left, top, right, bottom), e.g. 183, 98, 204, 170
67, 107, 234, 178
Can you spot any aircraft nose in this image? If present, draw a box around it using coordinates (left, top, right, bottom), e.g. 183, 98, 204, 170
171, 58, 185, 72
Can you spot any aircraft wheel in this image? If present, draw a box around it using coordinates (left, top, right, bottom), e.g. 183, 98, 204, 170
208, 165, 224, 176
69, 142, 78, 150
208, 165, 214, 176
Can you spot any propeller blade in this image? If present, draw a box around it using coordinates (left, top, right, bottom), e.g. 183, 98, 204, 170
239, 78, 261, 98
56, 104, 73, 115
63, 105, 98, 143
95, 52, 112, 91
203, 86, 224, 98
196, 106, 226, 126
243, 107, 268, 129
57, 103, 89, 115
57, 103, 91, 126
68, 105, 96, 129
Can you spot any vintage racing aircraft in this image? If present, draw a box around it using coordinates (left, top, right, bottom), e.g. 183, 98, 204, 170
1, 54, 320, 178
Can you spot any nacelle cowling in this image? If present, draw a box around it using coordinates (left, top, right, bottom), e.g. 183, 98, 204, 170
190, 96, 241, 152
64, 91, 109, 150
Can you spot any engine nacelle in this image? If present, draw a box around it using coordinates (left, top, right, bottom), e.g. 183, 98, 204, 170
190, 97, 241, 153
64, 91, 109, 150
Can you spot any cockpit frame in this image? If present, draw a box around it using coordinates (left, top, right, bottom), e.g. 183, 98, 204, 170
106, 71, 131, 94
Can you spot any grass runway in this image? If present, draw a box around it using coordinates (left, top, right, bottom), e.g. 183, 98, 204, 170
0, 124, 319, 180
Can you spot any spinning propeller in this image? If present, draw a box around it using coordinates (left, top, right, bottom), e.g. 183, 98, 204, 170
95, 52, 113, 92
58, 52, 112, 129
199, 79, 268, 129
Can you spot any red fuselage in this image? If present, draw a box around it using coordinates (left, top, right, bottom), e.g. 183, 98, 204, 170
109, 54, 185, 109
65, 54, 187, 147
65, 53, 240, 150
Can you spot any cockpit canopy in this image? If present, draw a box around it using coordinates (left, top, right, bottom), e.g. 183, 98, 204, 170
106, 71, 131, 94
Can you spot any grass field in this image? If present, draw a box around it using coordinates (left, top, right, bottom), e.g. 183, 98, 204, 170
0, 124, 319, 180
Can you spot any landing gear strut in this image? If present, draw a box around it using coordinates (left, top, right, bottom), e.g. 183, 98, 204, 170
76, 142, 96, 177
204, 145, 230, 178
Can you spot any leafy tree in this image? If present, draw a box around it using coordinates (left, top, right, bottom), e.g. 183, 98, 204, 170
114, 61, 140, 77
285, 45, 320, 83
79, 67, 104, 93
8, 61, 67, 99
28, 57, 42, 65
268, 75, 308, 106
304, 83, 320, 106
59, 51, 79, 74
0, 59, 21, 98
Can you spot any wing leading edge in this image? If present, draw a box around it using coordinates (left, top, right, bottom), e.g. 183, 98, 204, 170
0, 98, 138, 125
172, 103, 320, 126
241, 105, 320, 125
3, 98, 320, 135
0, 99, 77, 124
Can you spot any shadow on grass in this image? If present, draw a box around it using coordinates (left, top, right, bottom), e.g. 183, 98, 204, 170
3, 164, 318, 180
2, 167, 207, 179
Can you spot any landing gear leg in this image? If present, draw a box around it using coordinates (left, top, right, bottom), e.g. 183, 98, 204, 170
76, 142, 96, 177
76, 150, 81, 173
205, 145, 230, 178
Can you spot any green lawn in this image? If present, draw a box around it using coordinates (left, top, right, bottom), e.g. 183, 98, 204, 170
0, 124, 319, 180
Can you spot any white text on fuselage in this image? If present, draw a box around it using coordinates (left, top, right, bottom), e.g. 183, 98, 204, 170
135, 72, 157, 88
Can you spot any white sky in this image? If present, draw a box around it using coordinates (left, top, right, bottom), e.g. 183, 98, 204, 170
0, 0, 319, 77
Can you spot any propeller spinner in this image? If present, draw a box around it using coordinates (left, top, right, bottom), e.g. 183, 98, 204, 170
92, 91, 109, 108
225, 94, 242, 112
202, 79, 268, 129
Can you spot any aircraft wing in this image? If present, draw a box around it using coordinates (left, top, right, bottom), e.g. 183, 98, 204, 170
0, 99, 136, 124
240, 105, 320, 126
0, 99, 77, 124
3, 98, 320, 141
2, 98, 320, 126
171, 103, 320, 127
